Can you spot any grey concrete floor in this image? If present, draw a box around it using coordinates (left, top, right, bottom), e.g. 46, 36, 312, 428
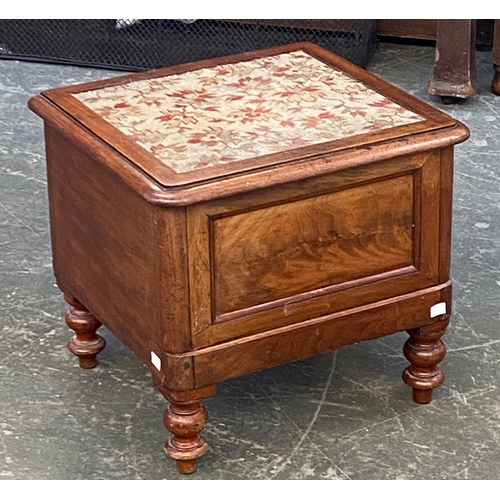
0, 40, 499, 481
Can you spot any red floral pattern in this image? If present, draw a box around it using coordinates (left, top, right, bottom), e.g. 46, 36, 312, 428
74, 51, 424, 174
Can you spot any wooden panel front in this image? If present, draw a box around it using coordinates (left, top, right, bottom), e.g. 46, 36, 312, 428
188, 151, 444, 349
213, 174, 414, 315
190, 282, 452, 388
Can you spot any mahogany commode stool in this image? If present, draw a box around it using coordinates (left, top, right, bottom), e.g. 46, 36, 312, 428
29, 42, 469, 474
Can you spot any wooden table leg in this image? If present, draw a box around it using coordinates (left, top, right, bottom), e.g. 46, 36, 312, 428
402, 319, 448, 404
428, 20, 477, 103
492, 20, 500, 95
64, 293, 106, 369
162, 385, 216, 474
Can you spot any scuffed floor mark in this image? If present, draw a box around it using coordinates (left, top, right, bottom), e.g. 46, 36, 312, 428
270, 351, 339, 476
0, 202, 40, 239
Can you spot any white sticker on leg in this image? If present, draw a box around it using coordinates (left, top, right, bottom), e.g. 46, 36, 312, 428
151, 351, 162, 371
430, 302, 447, 318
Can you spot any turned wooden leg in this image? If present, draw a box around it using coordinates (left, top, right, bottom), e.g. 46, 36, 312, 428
402, 320, 448, 404
64, 293, 106, 369
163, 386, 215, 475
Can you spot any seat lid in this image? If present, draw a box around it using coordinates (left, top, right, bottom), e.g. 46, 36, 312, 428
40, 42, 464, 190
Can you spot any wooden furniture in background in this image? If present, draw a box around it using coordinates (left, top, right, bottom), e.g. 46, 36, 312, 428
428, 19, 500, 101
28, 42, 469, 474
492, 20, 500, 95
376, 19, 438, 40
428, 20, 477, 102
378, 19, 500, 101
376, 19, 494, 44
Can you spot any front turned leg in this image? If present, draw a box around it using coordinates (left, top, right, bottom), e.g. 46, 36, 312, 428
402, 319, 448, 404
64, 293, 106, 369
163, 385, 216, 475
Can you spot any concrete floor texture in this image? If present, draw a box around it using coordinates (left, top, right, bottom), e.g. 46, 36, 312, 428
0, 38, 499, 481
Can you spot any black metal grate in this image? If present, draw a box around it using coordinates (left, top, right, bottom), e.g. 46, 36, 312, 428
0, 19, 377, 71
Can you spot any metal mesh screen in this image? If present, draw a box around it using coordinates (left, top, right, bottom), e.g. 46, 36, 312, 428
0, 19, 377, 71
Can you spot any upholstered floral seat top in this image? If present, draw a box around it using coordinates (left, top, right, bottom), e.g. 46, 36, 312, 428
74, 50, 424, 174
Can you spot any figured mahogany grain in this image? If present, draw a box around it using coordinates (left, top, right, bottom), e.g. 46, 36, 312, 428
188, 150, 445, 348
213, 174, 414, 315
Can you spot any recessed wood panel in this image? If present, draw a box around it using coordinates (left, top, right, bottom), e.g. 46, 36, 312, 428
212, 174, 415, 316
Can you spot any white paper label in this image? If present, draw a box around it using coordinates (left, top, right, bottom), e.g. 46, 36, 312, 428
430, 302, 447, 318
151, 351, 162, 371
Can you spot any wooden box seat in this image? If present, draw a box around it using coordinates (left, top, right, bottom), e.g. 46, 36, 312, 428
29, 42, 469, 474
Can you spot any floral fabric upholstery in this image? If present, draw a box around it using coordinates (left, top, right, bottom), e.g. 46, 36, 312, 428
74, 50, 424, 174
